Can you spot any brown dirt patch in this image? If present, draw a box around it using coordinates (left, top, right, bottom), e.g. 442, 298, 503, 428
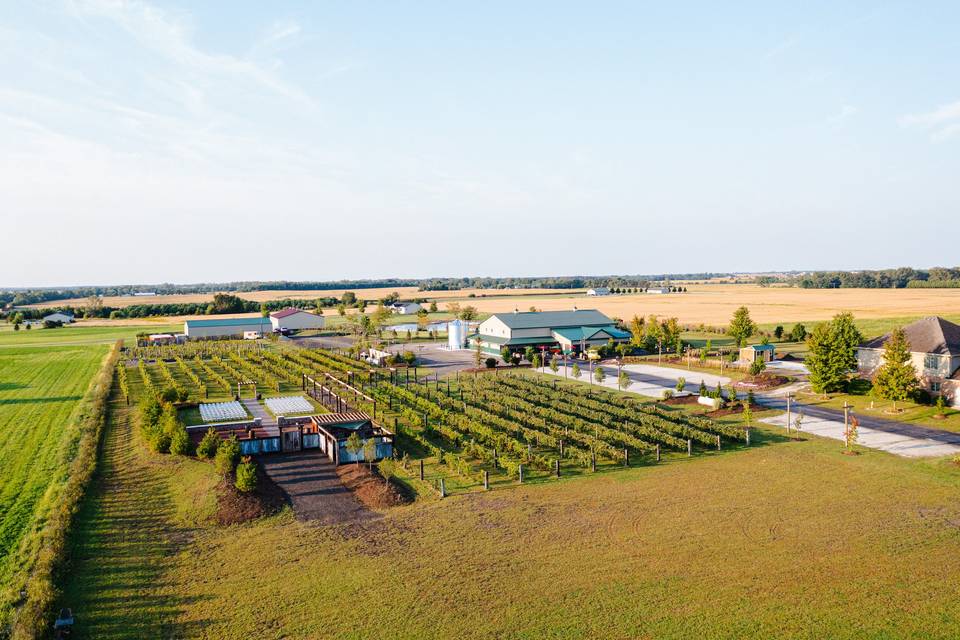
337, 464, 412, 509
661, 395, 699, 406
216, 465, 287, 526
738, 373, 789, 389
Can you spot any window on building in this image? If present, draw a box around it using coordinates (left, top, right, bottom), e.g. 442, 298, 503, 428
931, 382, 942, 393
924, 354, 941, 371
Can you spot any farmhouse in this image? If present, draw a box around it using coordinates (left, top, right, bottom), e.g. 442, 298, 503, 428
184, 316, 272, 339
586, 287, 610, 296
270, 308, 325, 332
42, 312, 74, 324
473, 308, 630, 356
857, 316, 960, 405
389, 302, 422, 315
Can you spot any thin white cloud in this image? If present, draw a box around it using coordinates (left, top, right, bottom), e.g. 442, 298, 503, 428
66, 0, 315, 108
763, 36, 800, 59
828, 104, 858, 125
899, 99, 960, 141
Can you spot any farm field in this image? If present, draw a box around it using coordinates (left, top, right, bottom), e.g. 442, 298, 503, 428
0, 324, 178, 348
457, 285, 960, 328
0, 343, 107, 629
60, 377, 960, 638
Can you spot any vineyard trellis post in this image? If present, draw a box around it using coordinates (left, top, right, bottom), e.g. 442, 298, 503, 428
419, 459, 424, 480
656, 444, 661, 462
439, 478, 446, 498
716, 435, 721, 450
623, 447, 629, 467
484, 470, 489, 490
687, 439, 693, 457
518, 464, 524, 483
554, 459, 560, 478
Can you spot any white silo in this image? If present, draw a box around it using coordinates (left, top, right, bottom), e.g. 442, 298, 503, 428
447, 320, 467, 350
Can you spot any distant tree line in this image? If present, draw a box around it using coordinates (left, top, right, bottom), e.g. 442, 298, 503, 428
789, 267, 960, 289
0, 273, 732, 308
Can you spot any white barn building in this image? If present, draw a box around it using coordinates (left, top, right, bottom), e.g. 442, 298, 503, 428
270, 308, 325, 332
389, 302, 422, 315
42, 312, 75, 324
586, 287, 610, 296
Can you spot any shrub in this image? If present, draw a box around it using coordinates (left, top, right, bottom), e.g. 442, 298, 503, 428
169, 422, 192, 455
699, 380, 707, 396
675, 376, 686, 392
748, 359, 767, 376
197, 427, 220, 458
235, 457, 257, 492
913, 388, 932, 405
662, 389, 674, 400
936, 395, 947, 416
215, 435, 241, 475
484, 357, 497, 369
401, 350, 417, 366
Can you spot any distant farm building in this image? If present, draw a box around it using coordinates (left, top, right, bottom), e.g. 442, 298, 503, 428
270, 308, 325, 332
147, 333, 177, 345
183, 316, 272, 339
473, 309, 630, 356
389, 302, 422, 315
646, 287, 671, 294
586, 287, 611, 296
42, 312, 74, 324
739, 344, 775, 364
857, 316, 960, 406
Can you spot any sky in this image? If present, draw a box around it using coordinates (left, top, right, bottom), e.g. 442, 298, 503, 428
2, 1, 959, 287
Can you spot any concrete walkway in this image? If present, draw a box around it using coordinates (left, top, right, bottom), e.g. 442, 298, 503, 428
541, 362, 729, 398
242, 398, 276, 427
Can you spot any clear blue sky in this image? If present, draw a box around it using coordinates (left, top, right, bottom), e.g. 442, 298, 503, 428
2, 1, 958, 287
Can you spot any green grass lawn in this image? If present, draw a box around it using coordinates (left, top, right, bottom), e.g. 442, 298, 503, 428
795, 380, 960, 432
0, 323, 179, 348
0, 343, 108, 628
57, 372, 960, 638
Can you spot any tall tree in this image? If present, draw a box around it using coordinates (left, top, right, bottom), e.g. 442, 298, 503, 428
806, 313, 864, 394
728, 306, 755, 347
628, 315, 645, 346
872, 327, 918, 411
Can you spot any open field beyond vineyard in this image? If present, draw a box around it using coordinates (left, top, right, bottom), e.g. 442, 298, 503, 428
0, 343, 107, 629
20, 286, 960, 335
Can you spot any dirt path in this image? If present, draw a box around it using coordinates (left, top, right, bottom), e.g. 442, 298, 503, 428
259, 450, 377, 524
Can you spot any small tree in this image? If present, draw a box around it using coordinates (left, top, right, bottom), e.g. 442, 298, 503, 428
792, 323, 807, 342
872, 327, 918, 412
363, 437, 378, 469
846, 415, 859, 451
794, 412, 804, 439
169, 421, 192, 456
572, 363, 582, 379
197, 427, 220, 459
742, 401, 753, 428
714, 381, 723, 399
728, 306, 756, 348
346, 431, 364, 466
501, 346, 512, 365
774, 325, 784, 340
378, 458, 396, 486
748, 358, 766, 376
726, 383, 737, 403
429, 301, 438, 313
235, 457, 257, 492
549, 358, 559, 374
699, 380, 707, 396
936, 395, 947, 416
532, 354, 542, 369
594, 367, 605, 384
215, 435, 241, 476
618, 370, 632, 391
524, 346, 536, 363
676, 376, 686, 392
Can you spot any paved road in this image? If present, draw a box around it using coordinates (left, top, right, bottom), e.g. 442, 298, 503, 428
259, 450, 377, 524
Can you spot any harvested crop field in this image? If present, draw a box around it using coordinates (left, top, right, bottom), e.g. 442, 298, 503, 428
459, 284, 960, 326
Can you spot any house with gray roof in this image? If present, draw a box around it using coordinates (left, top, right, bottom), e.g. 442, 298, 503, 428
473, 308, 630, 357
857, 316, 960, 405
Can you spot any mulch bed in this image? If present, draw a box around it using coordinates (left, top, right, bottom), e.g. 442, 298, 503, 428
216, 465, 287, 526
337, 464, 412, 509
661, 395, 699, 406
705, 400, 761, 417
737, 373, 789, 390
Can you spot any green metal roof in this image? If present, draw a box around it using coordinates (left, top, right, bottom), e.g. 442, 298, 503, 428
489, 309, 614, 330
185, 317, 271, 328
552, 326, 631, 342
746, 344, 776, 351
475, 334, 556, 346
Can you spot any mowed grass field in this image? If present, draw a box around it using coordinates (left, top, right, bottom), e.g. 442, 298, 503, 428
0, 344, 107, 627
61, 387, 960, 638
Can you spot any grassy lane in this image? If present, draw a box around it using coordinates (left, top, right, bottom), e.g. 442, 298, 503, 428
58, 393, 224, 639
